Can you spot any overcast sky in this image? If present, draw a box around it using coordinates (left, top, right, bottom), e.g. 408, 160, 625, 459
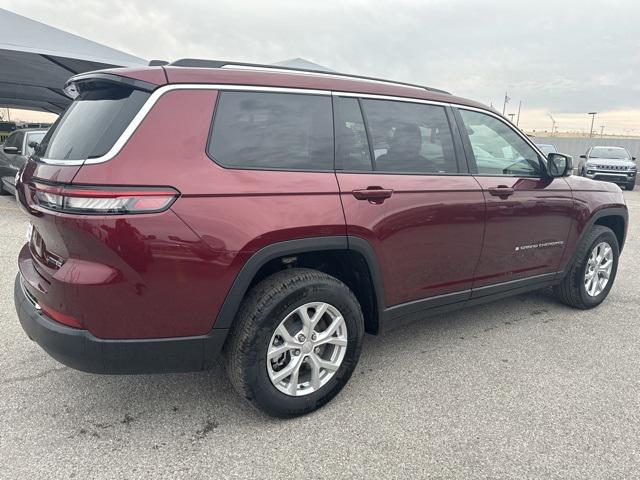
5, 0, 640, 133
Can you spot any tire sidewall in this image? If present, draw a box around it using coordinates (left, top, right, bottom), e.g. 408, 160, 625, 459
242, 280, 364, 417
574, 230, 619, 307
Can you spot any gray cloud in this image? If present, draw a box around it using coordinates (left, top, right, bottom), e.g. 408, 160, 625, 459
5, 0, 640, 116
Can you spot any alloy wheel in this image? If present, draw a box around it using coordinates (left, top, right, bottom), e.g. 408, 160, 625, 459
584, 241, 614, 297
267, 302, 348, 397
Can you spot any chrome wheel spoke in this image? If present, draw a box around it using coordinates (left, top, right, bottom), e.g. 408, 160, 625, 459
316, 315, 344, 342
286, 358, 303, 395
307, 354, 322, 390
297, 305, 313, 332
316, 335, 348, 348
276, 324, 300, 346
310, 303, 328, 329
267, 342, 291, 360
313, 355, 341, 372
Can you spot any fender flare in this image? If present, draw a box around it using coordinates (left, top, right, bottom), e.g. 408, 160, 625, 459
561, 206, 628, 277
213, 235, 386, 330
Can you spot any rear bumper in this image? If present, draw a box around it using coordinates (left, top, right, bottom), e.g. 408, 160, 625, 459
14, 274, 228, 374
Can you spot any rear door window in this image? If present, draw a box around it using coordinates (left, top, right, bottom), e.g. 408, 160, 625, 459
41, 83, 150, 161
360, 99, 459, 174
208, 91, 333, 171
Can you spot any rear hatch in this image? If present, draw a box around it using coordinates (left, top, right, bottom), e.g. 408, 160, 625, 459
16, 74, 170, 334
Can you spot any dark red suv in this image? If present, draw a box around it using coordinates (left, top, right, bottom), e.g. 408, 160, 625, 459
14, 60, 628, 417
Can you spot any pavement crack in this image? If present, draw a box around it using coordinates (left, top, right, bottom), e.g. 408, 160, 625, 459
2, 366, 68, 385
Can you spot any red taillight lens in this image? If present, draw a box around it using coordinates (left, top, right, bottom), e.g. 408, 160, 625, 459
32, 182, 179, 215
40, 303, 84, 329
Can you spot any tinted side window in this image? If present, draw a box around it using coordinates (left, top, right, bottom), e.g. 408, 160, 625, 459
458, 109, 541, 177
361, 99, 458, 174
335, 97, 372, 171
209, 92, 333, 170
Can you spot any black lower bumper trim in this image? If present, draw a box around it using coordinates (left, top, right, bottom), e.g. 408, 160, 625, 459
14, 274, 229, 374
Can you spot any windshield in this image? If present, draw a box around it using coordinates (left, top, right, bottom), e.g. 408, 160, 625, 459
40, 83, 150, 161
589, 147, 630, 160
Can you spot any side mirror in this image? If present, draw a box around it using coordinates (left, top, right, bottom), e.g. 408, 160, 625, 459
547, 152, 573, 178
633, 157, 637, 161
28, 141, 38, 149
580, 154, 587, 159
3, 146, 19, 154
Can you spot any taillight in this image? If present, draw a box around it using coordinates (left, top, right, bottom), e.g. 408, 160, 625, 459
32, 182, 179, 215
40, 303, 84, 329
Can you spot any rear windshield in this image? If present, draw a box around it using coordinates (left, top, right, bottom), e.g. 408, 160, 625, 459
40, 83, 150, 161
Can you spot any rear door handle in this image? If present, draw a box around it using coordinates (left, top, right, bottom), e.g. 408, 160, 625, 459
487, 186, 515, 198
352, 187, 393, 204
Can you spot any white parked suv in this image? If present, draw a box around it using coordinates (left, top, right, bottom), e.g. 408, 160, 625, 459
579, 146, 637, 190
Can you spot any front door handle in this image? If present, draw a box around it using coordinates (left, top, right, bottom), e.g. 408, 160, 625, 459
487, 186, 515, 199
352, 187, 393, 204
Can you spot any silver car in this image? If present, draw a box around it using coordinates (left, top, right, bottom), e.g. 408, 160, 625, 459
0, 128, 47, 195
579, 146, 637, 190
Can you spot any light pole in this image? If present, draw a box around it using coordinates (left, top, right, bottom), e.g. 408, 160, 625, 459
502, 91, 510, 116
588, 112, 597, 138
548, 113, 557, 136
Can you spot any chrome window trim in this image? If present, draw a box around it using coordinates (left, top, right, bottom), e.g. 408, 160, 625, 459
332, 90, 451, 108
38, 84, 332, 166
37, 83, 543, 167
454, 104, 548, 162
333, 92, 547, 160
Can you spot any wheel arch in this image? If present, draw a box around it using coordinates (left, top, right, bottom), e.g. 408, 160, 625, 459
214, 236, 386, 334
562, 207, 628, 278
594, 212, 627, 252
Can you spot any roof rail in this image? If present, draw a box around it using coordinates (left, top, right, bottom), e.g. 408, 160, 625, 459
167, 58, 451, 95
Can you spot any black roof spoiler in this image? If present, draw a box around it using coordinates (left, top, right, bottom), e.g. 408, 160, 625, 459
63, 72, 157, 99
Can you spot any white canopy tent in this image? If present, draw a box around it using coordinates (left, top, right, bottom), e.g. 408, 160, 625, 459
0, 8, 146, 114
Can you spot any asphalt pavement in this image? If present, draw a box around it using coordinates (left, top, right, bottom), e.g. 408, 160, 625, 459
0, 190, 639, 479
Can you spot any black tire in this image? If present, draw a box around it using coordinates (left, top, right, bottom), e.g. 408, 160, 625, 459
626, 182, 635, 191
224, 268, 364, 417
553, 225, 619, 309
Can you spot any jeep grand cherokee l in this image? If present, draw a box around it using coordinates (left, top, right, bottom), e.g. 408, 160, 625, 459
579, 146, 637, 190
14, 61, 628, 417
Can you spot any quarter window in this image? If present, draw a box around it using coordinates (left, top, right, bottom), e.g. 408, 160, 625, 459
208, 91, 333, 170
458, 109, 541, 177
361, 99, 458, 174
